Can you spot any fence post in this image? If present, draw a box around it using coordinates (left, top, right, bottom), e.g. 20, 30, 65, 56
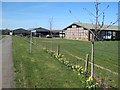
29, 31, 32, 54
85, 54, 89, 72
57, 44, 60, 56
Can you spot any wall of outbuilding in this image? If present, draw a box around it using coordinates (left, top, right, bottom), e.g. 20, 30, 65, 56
65, 25, 89, 41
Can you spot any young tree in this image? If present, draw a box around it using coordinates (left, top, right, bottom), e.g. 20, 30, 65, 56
49, 17, 53, 50
70, 0, 120, 79
88, 0, 119, 78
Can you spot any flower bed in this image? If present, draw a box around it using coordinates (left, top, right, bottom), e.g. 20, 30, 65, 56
43, 47, 99, 88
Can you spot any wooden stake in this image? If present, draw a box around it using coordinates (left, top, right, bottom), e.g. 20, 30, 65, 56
29, 31, 32, 54
57, 44, 60, 56
85, 54, 89, 72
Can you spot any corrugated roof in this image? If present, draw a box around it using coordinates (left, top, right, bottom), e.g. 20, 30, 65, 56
13, 28, 29, 33
34, 27, 49, 31
64, 22, 119, 31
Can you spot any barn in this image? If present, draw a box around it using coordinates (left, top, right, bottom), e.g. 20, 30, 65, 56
64, 22, 120, 41
31, 27, 50, 37
31, 27, 65, 38
13, 28, 30, 36
2, 29, 11, 35
50, 30, 65, 38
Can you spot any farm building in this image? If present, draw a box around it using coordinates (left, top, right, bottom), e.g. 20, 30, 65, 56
9, 31, 13, 35
50, 30, 65, 38
13, 28, 30, 36
64, 22, 120, 41
31, 27, 50, 37
2, 29, 11, 35
31, 27, 65, 38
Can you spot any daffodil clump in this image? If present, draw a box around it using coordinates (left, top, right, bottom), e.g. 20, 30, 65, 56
43, 48, 49, 53
43, 48, 69, 66
71, 65, 85, 74
86, 76, 99, 89
43, 48, 99, 88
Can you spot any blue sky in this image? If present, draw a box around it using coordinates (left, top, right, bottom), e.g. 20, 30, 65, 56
2, 2, 118, 30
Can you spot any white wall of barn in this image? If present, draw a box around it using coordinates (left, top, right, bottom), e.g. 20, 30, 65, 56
65, 25, 89, 41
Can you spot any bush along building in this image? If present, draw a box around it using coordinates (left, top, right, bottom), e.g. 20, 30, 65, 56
64, 22, 120, 41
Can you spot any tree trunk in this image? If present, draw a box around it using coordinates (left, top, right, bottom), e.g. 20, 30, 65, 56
91, 35, 95, 78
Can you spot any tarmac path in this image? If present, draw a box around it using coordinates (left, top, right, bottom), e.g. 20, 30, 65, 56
0, 36, 15, 89
0, 38, 2, 89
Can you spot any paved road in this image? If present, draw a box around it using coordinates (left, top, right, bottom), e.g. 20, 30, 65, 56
0, 38, 2, 89
0, 36, 15, 89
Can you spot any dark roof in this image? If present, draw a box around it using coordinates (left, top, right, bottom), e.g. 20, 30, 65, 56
33, 27, 49, 32
64, 22, 119, 31
13, 28, 29, 33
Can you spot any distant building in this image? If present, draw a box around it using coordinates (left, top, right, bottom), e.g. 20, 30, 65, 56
9, 31, 13, 35
31, 27, 65, 38
13, 28, 30, 36
50, 30, 65, 38
31, 27, 50, 37
2, 29, 11, 35
64, 22, 120, 41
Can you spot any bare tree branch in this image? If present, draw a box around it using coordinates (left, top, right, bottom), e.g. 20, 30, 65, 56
101, 12, 105, 28
83, 8, 96, 18
97, 18, 120, 35
98, 5, 109, 18
69, 10, 95, 37
69, 10, 81, 23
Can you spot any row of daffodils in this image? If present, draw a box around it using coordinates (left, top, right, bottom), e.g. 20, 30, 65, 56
43, 48, 99, 89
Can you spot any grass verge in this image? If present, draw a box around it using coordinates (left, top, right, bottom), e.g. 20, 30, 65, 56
13, 36, 85, 88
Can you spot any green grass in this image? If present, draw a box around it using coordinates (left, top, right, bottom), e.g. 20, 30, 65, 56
13, 36, 85, 88
31, 37, 118, 88
13, 36, 119, 88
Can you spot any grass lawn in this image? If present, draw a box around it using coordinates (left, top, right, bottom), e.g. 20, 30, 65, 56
13, 36, 119, 88
31, 37, 118, 88
13, 36, 85, 88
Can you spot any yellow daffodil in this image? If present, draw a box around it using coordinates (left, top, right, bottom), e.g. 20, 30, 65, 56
73, 69, 75, 71
81, 71, 84, 74
88, 76, 93, 81
76, 65, 78, 68
96, 83, 98, 85
88, 86, 91, 88
72, 66, 74, 68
